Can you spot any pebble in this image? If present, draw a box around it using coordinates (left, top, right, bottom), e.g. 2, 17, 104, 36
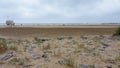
67, 37, 73, 39
39, 38, 48, 43
79, 64, 88, 68
31, 46, 36, 49
57, 37, 64, 40
114, 36, 120, 41
32, 54, 41, 60
58, 60, 65, 65
43, 50, 52, 54
79, 64, 95, 68
106, 65, 112, 68
0, 52, 15, 61
23, 64, 33, 68
105, 59, 114, 64
101, 43, 110, 48
44, 58, 51, 62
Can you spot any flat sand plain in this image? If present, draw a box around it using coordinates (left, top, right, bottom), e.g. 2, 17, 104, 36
0, 25, 119, 38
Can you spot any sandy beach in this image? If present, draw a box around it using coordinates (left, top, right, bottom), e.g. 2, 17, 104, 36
0, 25, 120, 68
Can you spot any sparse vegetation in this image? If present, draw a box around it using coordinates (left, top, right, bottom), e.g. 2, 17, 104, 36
0, 34, 120, 68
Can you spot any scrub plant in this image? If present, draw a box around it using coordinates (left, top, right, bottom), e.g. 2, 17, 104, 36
113, 27, 120, 36
0, 38, 7, 53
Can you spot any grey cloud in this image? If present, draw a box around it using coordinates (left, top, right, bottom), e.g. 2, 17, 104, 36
0, 0, 120, 23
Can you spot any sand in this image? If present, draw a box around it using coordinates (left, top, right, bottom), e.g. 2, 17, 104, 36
0, 25, 120, 68
0, 25, 119, 38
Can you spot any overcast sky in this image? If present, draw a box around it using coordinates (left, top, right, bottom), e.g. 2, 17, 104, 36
0, 0, 120, 24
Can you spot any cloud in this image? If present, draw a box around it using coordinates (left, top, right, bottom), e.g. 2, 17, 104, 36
0, 0, 120, 23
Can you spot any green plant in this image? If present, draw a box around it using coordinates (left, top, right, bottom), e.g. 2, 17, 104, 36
0, 38, 8, 53
18, 60, 24, 65
42, 43, 51, 50
115, 54, 120, 62
52, 49, 61, 57
65, 57, 74, 67
8, 45, 18, 51
34, 37, 39, 42
63, 54, 76, 68
113, 27, 120, 36
9, 58, 24, 66
77, 44, 94, 53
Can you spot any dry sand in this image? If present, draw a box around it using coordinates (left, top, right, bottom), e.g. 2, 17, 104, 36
0, 25, 119, 38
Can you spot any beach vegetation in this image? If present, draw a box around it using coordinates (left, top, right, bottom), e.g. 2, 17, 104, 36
113, 27, 120, 36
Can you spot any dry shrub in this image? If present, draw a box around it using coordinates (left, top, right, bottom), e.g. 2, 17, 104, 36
0, 38, 7, 53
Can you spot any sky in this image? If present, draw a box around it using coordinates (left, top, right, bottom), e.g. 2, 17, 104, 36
0, 0, 120, 24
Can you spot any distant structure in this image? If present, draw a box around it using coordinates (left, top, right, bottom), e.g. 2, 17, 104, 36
6, 20, 15, 26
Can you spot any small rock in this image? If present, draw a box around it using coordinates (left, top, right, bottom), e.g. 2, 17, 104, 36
81, 36, 88, 39
99, 48, 105, 51
67, 37, 72, 39
23, 64, 33, 68
25, 45, 29, 48
105, 59, 115, 64
57, 37, 64, 40
43, 50, 52, 54
58, 60, 65, 65
32, 54, 41, 60
28, 48, 33, 53
79, 64, 95, 68
0, 52, 15, 61
101, 43, 110, 48
89, 65, 95, 68
79, 64, 88, 68
106, 65, 112, 68
44, 58, 51, 62
39, 38, 48, 43
114, 36, 120, 41
42, 54, 48, 58
31, 46, 36, 49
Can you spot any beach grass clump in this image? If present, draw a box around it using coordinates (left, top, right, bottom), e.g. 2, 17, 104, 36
0, 38, 18, 53
64, 57, 75, 67
63, 54, 77, 68
113, 27, 120, 36
115, 54, 120, 63
9, 58, 24, 66
42, 43, 51, 50
53, 49, 62, 57
0, 38, 8, 53
34, 37, 39, 43
8, 45, 18, 51
77, 44, 95, 53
